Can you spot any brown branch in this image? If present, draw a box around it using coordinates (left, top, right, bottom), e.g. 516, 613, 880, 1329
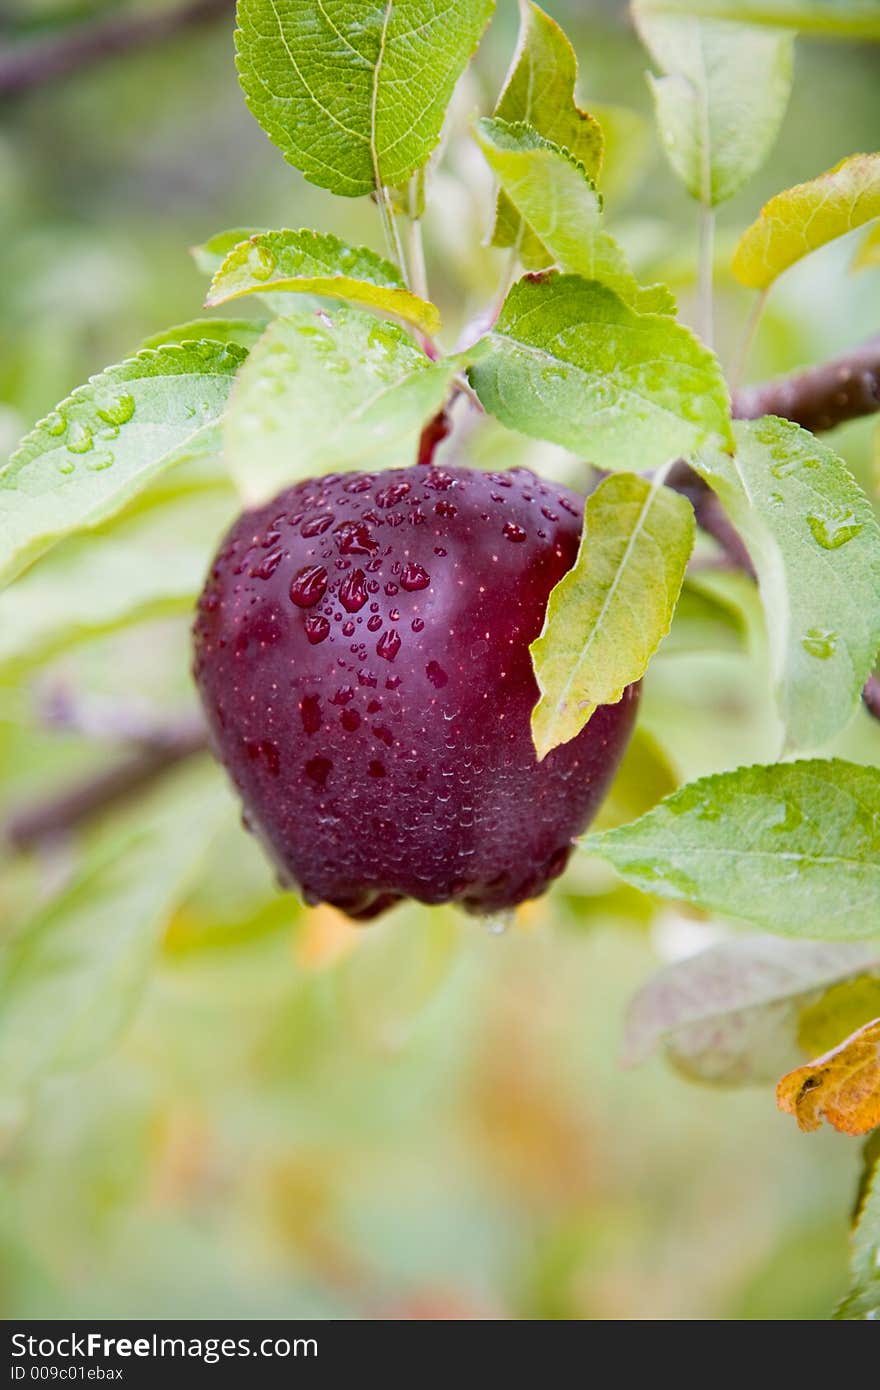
732, 336, 880, 435
0, 0, 235, 97
3, 717, 208, 853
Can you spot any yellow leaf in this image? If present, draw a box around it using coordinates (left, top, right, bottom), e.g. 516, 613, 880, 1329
732, 153, 880, 290
777, 1016, 880, 1135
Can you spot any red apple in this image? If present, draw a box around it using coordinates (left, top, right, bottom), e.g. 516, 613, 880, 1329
193, 464, 638, 919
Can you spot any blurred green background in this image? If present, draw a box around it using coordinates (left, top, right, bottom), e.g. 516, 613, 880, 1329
1, 0, 879, 1320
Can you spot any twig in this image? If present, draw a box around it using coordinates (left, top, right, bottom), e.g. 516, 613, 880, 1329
0, 0, 234, 97
732, 335, 880, 434
3, 717, 208, 853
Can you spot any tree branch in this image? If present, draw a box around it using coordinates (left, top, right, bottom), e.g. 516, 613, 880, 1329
732, 336, 880, 435
3, 717, 208, 853
0, 0, 235, 97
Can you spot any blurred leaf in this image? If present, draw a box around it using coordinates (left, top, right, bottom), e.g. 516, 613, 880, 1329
852, 221, 880, 271
235, 0, 495, 196
777, 1017, 880, 1134
334, 904, 462, 1050
624, 936, 880, 1083
0, 342, 246, 587
0, 488, 234, 675
0, 767, 225, 1099
206, 230, 440, 333
634, 7, 793, 205
590, 102, 651, 206
636, 1, 880, 39
140, 320, 268, 352
490, 1, 603, 265
696, 417, 880, 750
732, 154, 880, 289
468, 272, 732, 471
836, 1151, 880, 1319
662, 570, 751, 655
224, 310, 456, 504
596, 726, 680, 831
586, 759, 880, 938
474, 119, 675, 313
799, 977, 880, 1056
530, 474, 694, 758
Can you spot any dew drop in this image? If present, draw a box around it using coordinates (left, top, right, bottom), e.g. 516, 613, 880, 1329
341, 708, 361, 731
66, 421, 93, 454
426, 660, 447, 688
502, 521, 527, 543
304, 614, 330, 644
801, 628, 837, 659
87, 450, 114, 471
400, 562, 430, 592
46, 411, 67, 437
412, 618, 425, 633
251, 549, 284, 581
290, 564, 328, 607
484, 909, 515, 936
376, 629, 401, 661
96, 392, 135, 427
56, 458, 75, 475
301, 511, 335, 537
331, 685, 354, 705
806, 510, 863, 550
338, 568, 368, 612
335, 519, 379, 555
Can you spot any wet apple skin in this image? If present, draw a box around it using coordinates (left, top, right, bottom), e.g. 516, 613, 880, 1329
193, 464, 639, 920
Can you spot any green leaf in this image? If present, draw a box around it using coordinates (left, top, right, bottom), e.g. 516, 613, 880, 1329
0, 767, 225, 1097
732, 153, 880, 289
191, 227, 266, 276
235, 0, 495, 197
206, 229, 440, 333
0, 488, 236, 675
635, 1, 880, 40
490, 0, 603, 264
225, 309, 456, 504
474, 119, 675, 314
634, 7, 793, 206
695, 417, 880, 749
625, 936, 880, 1083
586, 758, 880, 938
140, 319, 268, 352
836, 1154, 880, 1319
468, 272, 732, 472
530, 473, 694, 759
0, 341, 246, 588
